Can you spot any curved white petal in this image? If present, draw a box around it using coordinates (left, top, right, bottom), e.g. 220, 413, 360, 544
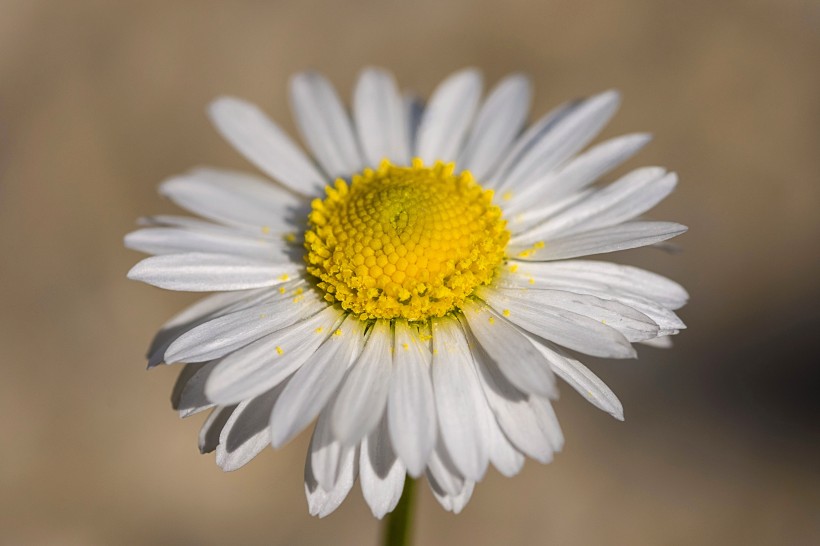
477, 286, 637, 358
159, 167, 308, 231
388, 320, 436, 477
458, 74, 532, 179
493, 90, 621, 192
332, 320, 393, 446
461, 299, 557, 397
504, 133, 652, 214
640, 335, 674, 348
487, 416, 525, 477
128, 252, 299, 292
531, 396, 564, 452
198, 405, 235, 454
205, 306, 342, 404
528, 337, 624, 420
416, 69, 483, 164
493, 287, 658, 343
290, 71, 363, 178
125, 226, 294, 262
360, 417, 406, 519
464, 327, 554, 463
431, 318, 491, 481
165, 283, 323, 363
271, 318, 365, 448
511, 168, 677, 246
172, 361, 218, 417
428, 473, 475, 514
501, 260, 689, 310
147, 288, 267, 367
354, 67, 409, 166
426, 439, 466, 497
509, 221, 688, 262
309, 405, 357, 491
208, 98, 326, 196
216, 383, 287, 471
305, 419, 358, 517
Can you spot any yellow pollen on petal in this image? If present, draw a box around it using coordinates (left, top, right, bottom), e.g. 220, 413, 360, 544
275, 346, 284, 355
502, 309, 511, 317
304, 159, 510, 321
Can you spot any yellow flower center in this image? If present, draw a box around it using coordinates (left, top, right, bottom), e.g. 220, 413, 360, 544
304, 159, 509, 321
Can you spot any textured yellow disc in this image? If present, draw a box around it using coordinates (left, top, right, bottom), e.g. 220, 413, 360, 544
304, 159, 509, 321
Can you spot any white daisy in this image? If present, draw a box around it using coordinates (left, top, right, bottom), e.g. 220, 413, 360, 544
127, 67, 688, 518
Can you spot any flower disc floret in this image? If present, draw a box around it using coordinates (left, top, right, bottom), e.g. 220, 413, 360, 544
304, 159, 509, 321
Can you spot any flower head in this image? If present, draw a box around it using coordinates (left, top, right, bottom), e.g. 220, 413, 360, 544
127, 67, 688, 518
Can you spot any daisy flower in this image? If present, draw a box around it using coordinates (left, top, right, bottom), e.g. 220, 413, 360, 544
127, 67, 688, 519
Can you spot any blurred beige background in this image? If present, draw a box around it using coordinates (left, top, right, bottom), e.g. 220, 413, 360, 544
1, 0, 818, 544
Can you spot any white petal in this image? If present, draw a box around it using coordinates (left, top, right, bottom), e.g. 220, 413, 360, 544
502, 260, 689, 310
511, 168, 677, 246
531, 396, 564, 452
353, 67, 409, 166
359, 417, 407, 519
198, 405, 235, 454
428, 472, 475, 514
165, 284, 324, 363
493, 90, 620, 192
127, 252, 299, 292
290, 71, 363, 178
509, 221, 688, 262
507, 189, 594, 235
497, 269, 686, 333
125, 226, 294, 261
332, 320, 393, 446
205, 306, 342, 404
431, 318, 491, 481
172, 360, 218, 417
304, 426, 358, 518
504, 133, 652, 214
640, 335, 674, 348
208, 98, 326, 196
147, 289, 265, 367
477, 286, 637, 358
465, 329, 554, 463
487, 416, 525, 477
426, 440, 465, 497
309, 405, 357, 491
461, 299, 557, 397
216, 383, 287, 471
496, 287, 658, 343
458, 74, 532, 179
416, 69, 483, 164
158, 167, 309, 231
388, 320, 436, 477
270, 318, 365, 448
528, 337, 623, 420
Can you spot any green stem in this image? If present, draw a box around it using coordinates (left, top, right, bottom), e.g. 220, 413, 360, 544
382, 476, 417, 546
